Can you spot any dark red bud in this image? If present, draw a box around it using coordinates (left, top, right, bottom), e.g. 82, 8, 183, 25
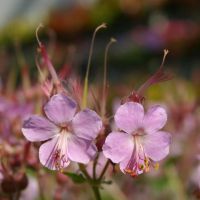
1, 177, 17, 194
14, 173, 28, 191
1, 173, 28, 194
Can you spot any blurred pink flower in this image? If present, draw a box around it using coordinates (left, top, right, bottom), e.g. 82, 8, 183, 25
20, 176, 39, 200
0, 96, 33, 138
22, 93, 102, 170
103, 102, 171, 176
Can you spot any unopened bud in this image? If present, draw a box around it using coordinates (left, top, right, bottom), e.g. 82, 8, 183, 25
14, 173, 28, 191
1, 177, 17, 194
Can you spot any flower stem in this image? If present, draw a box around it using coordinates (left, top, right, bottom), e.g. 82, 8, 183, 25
79, 164, 91, 181
82, 23, 106, 108
92, 186, 102, 200
98, 160, 110, 181
101, 38, 116, 118
79, 163, 102, 200
93, 154, 99, 180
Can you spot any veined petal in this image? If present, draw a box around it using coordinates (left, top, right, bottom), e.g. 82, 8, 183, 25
115, 102, 144, 134
119, 138, 145, 175
22, 115, 59, 142
143, 105, 167, 133
102, 132, 134, 163
39, 135, 70, 170
44, 94, 77, 125
67, 136, 97, 164
72, 109, 102, 140
142, 131, 171, 161
119, 155, 144, 175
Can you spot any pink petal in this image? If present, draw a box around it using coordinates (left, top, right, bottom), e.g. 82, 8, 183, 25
143, 105, 167, 133
72, 109, 102, 140
44, 94, 77, 125
142, 131, 171, 161
119, 155, 133, 173
102, 132, 134, 163
22, 115, 59, 142
67, 136, 97, 164
39, 136, 70, 170
119, 156, 144, 175
119, 142, 145, 175
115, 102, 144, 134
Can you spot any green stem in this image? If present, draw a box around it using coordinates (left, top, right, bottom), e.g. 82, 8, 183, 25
98, 160, 110, 181
82, 23, 106, 108
92, 186, 101, 200
93, 154, 99, 180
79, 164, 91, 180
101, 38, 116, 118
14, 191, 21, 200
38, 172, 46, 200
79, 164, 102, 200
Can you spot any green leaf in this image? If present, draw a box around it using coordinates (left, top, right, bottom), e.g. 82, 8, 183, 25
63, 172, 86, 184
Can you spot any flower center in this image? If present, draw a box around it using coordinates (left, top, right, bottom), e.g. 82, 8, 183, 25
124, 135, 158, 177
133, 128, 145, 136
46, 130, 70, 171
59, 123, 72, 134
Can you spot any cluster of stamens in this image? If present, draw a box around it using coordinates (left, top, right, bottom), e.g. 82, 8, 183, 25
52, 149, 68, 171
44, 125, 71, 171
124, 131, 159, 177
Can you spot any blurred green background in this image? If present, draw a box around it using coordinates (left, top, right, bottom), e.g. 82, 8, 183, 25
0, 0, 199, 83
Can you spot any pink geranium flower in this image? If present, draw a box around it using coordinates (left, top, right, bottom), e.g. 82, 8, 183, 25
22, 93, 102, 170
103, 102, 171, 176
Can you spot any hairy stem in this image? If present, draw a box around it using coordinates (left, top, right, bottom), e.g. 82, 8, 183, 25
101, 38, 116, 118
79, 163, 102, 200
82, 23, 106, 108
92, 186, 102, 200
98, 160, 110, 181
93, 154, 99, 180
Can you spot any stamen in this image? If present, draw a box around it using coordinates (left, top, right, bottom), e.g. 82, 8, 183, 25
45, 133, 69, 171
124, 136, 156, 177
153, 163, 159, 170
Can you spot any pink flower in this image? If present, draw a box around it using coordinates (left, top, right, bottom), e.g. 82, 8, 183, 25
103, 102, 171, 176
22, 94, 102, 170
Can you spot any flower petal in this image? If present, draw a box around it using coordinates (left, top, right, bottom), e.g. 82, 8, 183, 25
44, 94, 77, 125
72, 109, 102, 140
119, 156, 131, 173
22, 115, 59, 142
143, 105, 167, 133
119, 155, 144, 175
119, 140, 145, 175
39, 136, 70, 170
67, 136, 97, 164
115, 102, 144, 134
142, 131, 171, 161
102, 132, 134, 163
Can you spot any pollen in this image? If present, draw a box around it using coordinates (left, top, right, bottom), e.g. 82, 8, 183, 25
124, 169, 137, 177
153, 163, 160, 170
